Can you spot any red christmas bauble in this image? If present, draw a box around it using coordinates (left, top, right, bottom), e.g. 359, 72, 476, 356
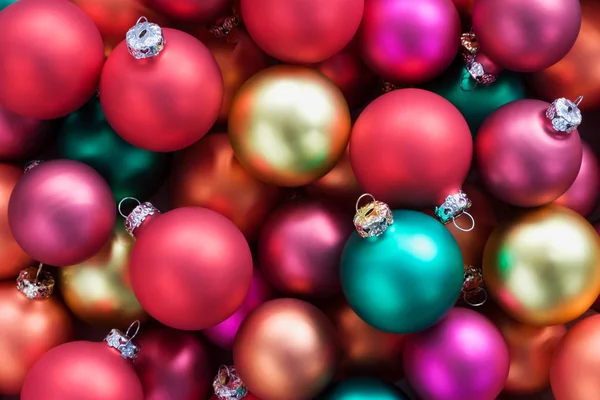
129, 207, 253, 330
135, 327, 212, 400
475, 99, 583, 207
145, 0, 232, 23
21, 341, 144, 400
240, 0, 364, 63
350, 88, 472, 209
0, 107, 55, 161
8, 160, 116, 266
100, 28, 223, 152
0, 0, 105, 119
472, 0, 581, 72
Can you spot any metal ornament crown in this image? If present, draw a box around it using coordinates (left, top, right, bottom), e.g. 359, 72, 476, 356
104, 321, 141, 361
434, 190, 472, 224
118, 198, 161, 238
24, 160, 43, 174
546, 96, 583, 133
353, 194, 394, 238
462, 265, 487, 307
126, 16, 165, 59
213, 366, 248, 400
16, 265, 55, 300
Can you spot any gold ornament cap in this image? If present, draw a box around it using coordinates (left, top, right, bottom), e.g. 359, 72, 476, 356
353, 194, 393, 238
462, 265, 487, 307
118, 197, 161, 238
104, 320, 141, 361
213, 365, 248, 400
17, 263, 55, 300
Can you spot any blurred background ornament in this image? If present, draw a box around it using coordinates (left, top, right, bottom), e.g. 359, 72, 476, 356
229, 65, 352, 187
350, 89, 472, 212
552, 142, 600, 217
58, 98, 169, 202
70, 0, 169, 56
100, 22, 223, 152
341, 206, 464, 334
0, 107, 56, 161
483, 205, 600, 326
196, 28, 270, 125
322, 299, 406, 381
0, 0, 105, 119
404, 308, 509, 400
144, 0, 231, 23
359, 0, 460, 84
233, 298, 337, 400
550, 314, 600, 400
528, 0, 600, 111
8, 160, 115, 266
0, 0, 17, 10
135, 326, 212, 400
21, 325, 144, 400
0, 163, 32, 279
472, 0, 581, 72
129, 207, 253, 330
320, 379, 409, 400
59, 223, 147, 327
258, 201, 351, 298
475, 99, 583, 207
240, 0, 363, 63
0, 267, 72, 395
483, 303, 566, 395
202, 268, 272, 349
424, 62, 525, 136
169, 133, 280, 241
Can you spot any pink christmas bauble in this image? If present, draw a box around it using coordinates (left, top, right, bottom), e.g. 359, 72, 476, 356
475, 99, 583, 207
359, 0, 461, 84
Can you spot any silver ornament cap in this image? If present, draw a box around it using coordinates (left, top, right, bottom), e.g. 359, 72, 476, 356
126, 16, 165, 60
353, 194, 394, 238
434, 190, 475, 232
118, 197, 161, 238
546, 96, 583, 133
16, 263, 54, 300
24, 160, 43, 174
213, 365, 248, 400
104, 320, 141, 361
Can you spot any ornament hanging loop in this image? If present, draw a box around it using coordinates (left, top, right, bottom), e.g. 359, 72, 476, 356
126, 320, 141, 340
35, 262, 43, 282
355, 193, 377, 213
126, 16, 165, 60
452, 211, 475, 232
118, 197, 141, 218
464, 288, 488, 307
574, 95, 584, 107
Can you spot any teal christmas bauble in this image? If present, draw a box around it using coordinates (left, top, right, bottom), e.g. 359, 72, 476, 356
424, 62, 525, 136
0, 0, 17, 11
341, 210, 464, 334
58, 98, 169, 202
319, 379, 408, 400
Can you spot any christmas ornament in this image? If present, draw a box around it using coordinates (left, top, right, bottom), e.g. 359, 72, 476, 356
424, 61, 525, 135
145, 0, 231, 23
0, 0, 104, 119
529, 0, 600, 111
202, 269, 272, 349
229, 65, 352, 187
135, 326, 212, 400
341, 195, 464, 333
483, 205, 600, 326
308, 42, 376, 109
100, 18, 223, 152
59, 223, 147, 327
404, 308, 509, 400
350, 89, 474, 229
460, 264, 487, 307
0, 266, 72, 395
306, 146, 363, 210
213, 365, 248, 400
484, 303, 566, 395
233, 298, 337, 400
128, 205, 253, 330
0, 163, 32, 279
472, 0, 581, 72
240, 0, 363, 63
169, 133, 280, 240
259, 201, 351, 298
475, 98, 583, 207
0, 107, 56, 161
323, 299, 406, 381
359, 0, 460, 84
8, 159, 115, 266
550, 314, 600, 400
197, 28, 270, 124
21, 321, 144, 400
553, 142, 600, 217
58, 98, 169, 202
321, 379, 408, 400
70, 0, 168, 56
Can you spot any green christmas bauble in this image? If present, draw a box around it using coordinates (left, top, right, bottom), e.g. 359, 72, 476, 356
0, 0, 18, 11
58, 98, 169, 202
319, 379, 408, 400
341, 210, 464, 334
424, 62, 525, 136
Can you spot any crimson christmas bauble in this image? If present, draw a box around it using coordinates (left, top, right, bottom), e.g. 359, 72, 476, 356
129, 207, 253, 330
144, 0, 232, 23
0, 107, 55, 161
8, 160, 116, 266
100, 25, 223, 152
350, 88, 472, 210
0, 0, 105, 119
